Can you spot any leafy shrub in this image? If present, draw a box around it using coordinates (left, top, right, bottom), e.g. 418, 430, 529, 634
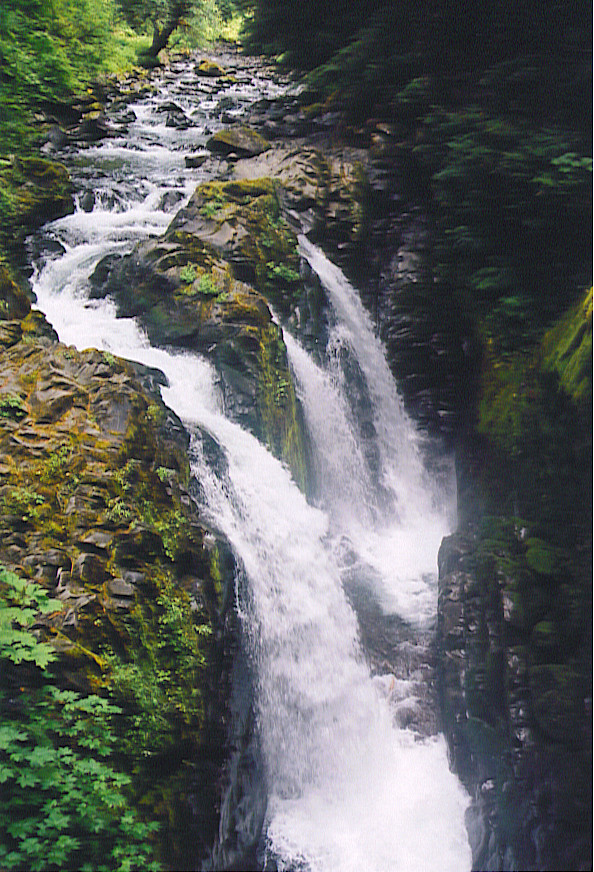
0, 567, 161, 871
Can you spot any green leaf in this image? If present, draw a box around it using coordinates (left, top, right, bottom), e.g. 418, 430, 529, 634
0, 724, 28, 749
0, 763, 16, 783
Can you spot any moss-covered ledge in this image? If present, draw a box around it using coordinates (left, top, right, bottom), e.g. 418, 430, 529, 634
0, 155, 74, 268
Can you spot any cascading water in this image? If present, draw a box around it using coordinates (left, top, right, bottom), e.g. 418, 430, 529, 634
291, 238, 457, 626
29, 51, 471, 872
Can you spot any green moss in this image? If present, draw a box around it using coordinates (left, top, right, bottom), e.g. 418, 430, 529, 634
477, 342, 535, 455
525, 537, 560, 578
208, 545, 223, 605
541, 287, 592, 404
257, 325, 307, 491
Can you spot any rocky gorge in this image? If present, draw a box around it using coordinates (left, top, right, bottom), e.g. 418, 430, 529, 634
0, 43, 591, 871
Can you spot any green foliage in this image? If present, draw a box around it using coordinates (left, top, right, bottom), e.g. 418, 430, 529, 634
2, 486, 45, 522
0, 568, 61, 667
106, 497, 134, 525
41, 443, 73, 482
179, 263, 198, 283
266, 262, 300, 283
107, 576, 211, 756
0, 394, 27, 421
200, 195, 225, 218
138, 501, 187, 560
156, 466, 176, 482
0, 0, 118, 151
417, 104, 592, 354
124, 0, 222, 61
0, 567, 162, 871
197, 273, 218, 296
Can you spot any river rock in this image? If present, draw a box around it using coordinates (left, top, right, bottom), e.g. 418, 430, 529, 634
196, 59, 227, 78
185, 153, 208, 168
206, 125, 270, 158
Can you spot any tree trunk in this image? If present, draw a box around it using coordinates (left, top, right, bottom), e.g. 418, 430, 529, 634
148, 1, 189, 58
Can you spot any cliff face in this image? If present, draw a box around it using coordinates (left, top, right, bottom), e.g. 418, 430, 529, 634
435, 292, 592, 870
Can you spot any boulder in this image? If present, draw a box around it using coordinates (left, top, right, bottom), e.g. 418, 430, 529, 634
196, 59, 227, 78
206, 126, 270, 158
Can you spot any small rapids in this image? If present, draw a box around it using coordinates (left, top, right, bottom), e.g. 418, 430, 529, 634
29, 50, 471, 872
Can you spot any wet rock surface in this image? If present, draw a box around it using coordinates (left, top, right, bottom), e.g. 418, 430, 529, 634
437, 528, 592, 871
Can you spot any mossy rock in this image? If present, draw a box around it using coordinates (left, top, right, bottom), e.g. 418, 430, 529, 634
164, 177, 303, 320
257, 323, 307, 491
0, 156, 74, 235
0, 262, 31, 320
206, 125, 271, 158
196, 58, 227, 78
0, 327, 225, 862
528, 663, 585, 743
524, 537, 560, 579
477, 342, 535, 455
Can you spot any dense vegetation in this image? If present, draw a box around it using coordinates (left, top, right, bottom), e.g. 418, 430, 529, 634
0, 0, 227, 155
0, 568, 160, 872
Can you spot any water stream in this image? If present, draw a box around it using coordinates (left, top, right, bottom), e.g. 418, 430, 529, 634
30, 50, 471, 872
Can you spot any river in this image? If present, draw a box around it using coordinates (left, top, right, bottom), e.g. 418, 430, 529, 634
30, 47, 471, 872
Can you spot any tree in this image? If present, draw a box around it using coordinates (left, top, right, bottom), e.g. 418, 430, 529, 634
118, 0, 193, 60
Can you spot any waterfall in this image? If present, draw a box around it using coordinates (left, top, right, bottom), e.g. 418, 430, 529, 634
290, 240, 456, 625
29, 53, 471, 872
189, 410, 470, 872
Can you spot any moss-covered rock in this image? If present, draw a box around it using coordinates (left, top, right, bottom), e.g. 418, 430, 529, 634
541, 286, 592, 405
0, 156, 74, 247
0, 317, 232, 867
90, 176, 310, 489
529, 663, 586, 743
196, 58, 227, 78
206, 125, 270, 158
0, 262, 32, 320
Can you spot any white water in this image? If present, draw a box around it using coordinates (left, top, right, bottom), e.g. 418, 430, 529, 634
29, 55, 470, 872
289, 240, 456, 625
